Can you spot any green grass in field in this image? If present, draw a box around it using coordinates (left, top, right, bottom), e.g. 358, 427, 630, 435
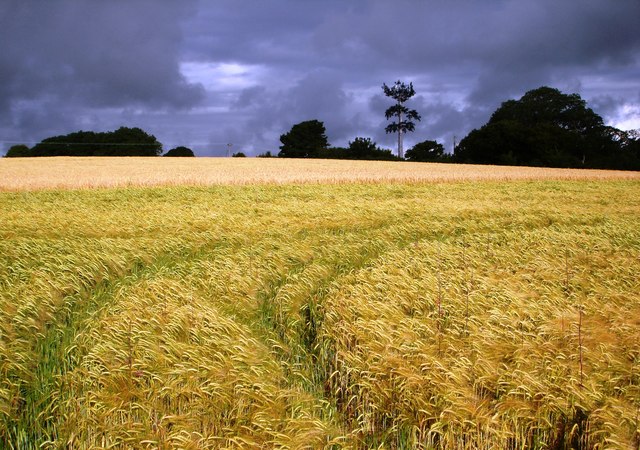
0, 181, 639, 448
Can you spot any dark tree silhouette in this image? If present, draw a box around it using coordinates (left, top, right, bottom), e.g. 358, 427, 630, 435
4, 144, 31, 158
383, 81, 421, 159
164, 146, 195, 157
29, 127, 162, 157
316, 138, 398, 161
278, 120, 329, 158
455, 86, 639, 170
405, 140, 445, 162
348, 137, 378, 159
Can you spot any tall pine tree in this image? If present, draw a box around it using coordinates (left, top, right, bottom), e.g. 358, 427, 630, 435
383, 81, 421, 158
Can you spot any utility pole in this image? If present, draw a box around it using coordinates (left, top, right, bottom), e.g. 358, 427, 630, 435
226, 143, 232, 157
453, 135, 457, 155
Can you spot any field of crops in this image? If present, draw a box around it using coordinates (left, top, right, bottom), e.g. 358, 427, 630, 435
0, 159, 639, 448
2, 157, 639, 191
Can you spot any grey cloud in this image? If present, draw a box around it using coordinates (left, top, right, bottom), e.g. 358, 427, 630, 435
233, 86, 267, 110
224, 71, 362, 154
202, 0, 639, 145
1, 0, 639, 155
300, 0, 640, 93
590, 95, 625, 120
0, 0, 204, 141
184, 0, 332, 65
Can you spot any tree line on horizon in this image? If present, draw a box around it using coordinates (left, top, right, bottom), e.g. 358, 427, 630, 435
275, 85, 639, 170
4, 127, 195, 158
272, 119, 445, 162
5, 86, 640, 170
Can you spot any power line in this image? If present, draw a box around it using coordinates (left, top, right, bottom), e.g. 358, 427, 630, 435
1, 141, 233, 147
2, 141, 160, 146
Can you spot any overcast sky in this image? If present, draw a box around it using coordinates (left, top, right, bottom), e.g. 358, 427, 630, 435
1, 1, 639, 156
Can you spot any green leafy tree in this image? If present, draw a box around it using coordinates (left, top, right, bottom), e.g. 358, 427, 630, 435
4, 144, 31, 158
405, 140, 445, 162
164, 146, 195, 157
489, 86, 603, 133
455, 86, 637, 169
108, 127, 162, 156
279, 120, 329, 158
232, 152, 246, 157
383, 81, 421, 159
348, 137, 378, 159
317, 147, 349, 159
346, 137, 398, 160
29, 127, 162, 157
317, 139, 399, 161
625, 130, 640, 168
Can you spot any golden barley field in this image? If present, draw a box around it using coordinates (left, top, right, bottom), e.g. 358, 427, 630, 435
1, 157, 639, 191
0, 158, 639, 449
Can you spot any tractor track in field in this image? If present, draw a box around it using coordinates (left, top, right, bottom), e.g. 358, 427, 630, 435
6, 240, 234, 449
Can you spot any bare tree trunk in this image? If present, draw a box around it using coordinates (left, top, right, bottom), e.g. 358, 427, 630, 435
397, 110, 403, 159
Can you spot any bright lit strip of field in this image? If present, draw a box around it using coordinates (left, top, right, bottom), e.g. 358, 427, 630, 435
1, 157, 638, 191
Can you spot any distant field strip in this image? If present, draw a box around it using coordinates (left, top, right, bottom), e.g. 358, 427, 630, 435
1, 157, 639, 190
1, 180, 638, 448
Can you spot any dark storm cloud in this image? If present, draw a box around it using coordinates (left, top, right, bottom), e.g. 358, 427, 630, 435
0, 1, 203, 143
183, 1, 338, 64
1, 0, 638, 155
180, 0, 640, 153
319, 1, 639, 124
223, 70, 368, 155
